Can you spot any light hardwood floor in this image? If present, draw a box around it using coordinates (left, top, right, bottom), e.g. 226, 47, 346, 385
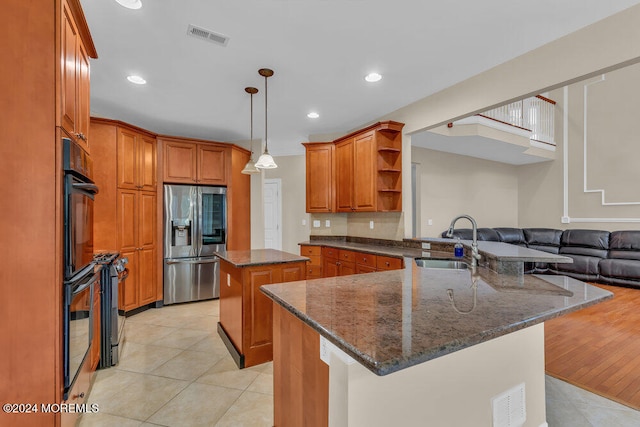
545, 283, 640, 410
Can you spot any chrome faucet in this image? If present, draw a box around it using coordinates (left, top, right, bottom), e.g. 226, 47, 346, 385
446, 214, 482, 269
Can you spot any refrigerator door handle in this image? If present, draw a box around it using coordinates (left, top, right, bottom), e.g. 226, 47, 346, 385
165, 258, 219, 265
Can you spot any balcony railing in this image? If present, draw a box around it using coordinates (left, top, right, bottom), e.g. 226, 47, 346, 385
477, 95, 556, 146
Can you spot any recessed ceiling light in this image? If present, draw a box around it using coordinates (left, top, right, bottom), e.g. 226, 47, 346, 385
127, 75, 146, 85
364, 72, 382, 83
307, 112, 319, 119
115, 0, 142, 10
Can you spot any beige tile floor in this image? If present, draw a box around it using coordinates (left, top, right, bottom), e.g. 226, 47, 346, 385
78, 299, 640, 427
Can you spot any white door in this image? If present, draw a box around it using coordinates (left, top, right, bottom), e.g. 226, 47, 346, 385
264, 179, 282, 250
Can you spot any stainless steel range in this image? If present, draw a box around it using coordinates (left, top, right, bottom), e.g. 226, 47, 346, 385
94, 252, 128, 368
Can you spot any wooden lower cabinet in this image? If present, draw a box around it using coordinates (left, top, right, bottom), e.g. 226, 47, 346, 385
117, 189, 157, 312
309, 245, 404, 278
218, 260, 306, 368
273, 303, 329, 427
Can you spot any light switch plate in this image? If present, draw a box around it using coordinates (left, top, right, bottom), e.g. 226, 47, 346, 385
422, 242, 431, 249
369, 220, 374, 229
325, 220, 330, 227
313, 220, 320, 228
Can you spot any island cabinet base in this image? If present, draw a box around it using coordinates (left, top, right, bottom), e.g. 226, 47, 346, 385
218, 259, 306, 368
273, 303, 329, 427
272, 307, 549, 427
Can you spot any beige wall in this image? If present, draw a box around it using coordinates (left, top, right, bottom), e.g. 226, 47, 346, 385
264, 155, 311, 254
518, 63, 640, 230
413, 146, 519, 237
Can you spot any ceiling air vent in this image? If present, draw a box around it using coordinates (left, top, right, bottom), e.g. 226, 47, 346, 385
187, 24, 229, 46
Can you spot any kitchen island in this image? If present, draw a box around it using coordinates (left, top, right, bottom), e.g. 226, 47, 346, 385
216, 249, 308, 368
261, 258, 612, 426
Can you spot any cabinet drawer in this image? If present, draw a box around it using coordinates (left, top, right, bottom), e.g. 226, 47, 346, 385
306, 265, 323, 279
300, 245, 321, 256
376, 256, 403, 270
322, 247, 339, 259
356, 252, 377, 267
338, 250, 355, 263
306, 255, 322, 267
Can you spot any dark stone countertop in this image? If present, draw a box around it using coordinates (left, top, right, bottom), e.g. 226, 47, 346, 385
261, 263, 612, 376
300, 239, 423, 259
215, 249, 308, 267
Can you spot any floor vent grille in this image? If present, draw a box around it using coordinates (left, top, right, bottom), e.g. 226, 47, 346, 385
186, 24, 229, 46
492, 383, 526, 427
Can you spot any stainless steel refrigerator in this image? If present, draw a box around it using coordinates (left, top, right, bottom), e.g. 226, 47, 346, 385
163, 184, 226, 304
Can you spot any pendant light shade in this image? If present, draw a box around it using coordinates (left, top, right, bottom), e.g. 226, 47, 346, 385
254, 68, 277, 169
241, 87, 261, 175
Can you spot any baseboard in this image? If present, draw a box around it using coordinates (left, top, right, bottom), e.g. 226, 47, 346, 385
217, 322, 244, 369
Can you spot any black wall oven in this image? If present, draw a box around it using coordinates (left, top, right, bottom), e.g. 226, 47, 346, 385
63, 138, 98, 280
62, 138, 99, 399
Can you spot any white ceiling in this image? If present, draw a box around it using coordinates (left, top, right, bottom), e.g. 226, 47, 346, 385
81, 0, 640, 156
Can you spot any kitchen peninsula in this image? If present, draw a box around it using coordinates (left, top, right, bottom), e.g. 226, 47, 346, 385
261, 244, 612, 427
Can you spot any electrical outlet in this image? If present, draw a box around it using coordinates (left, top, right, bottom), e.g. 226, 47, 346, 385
369, 220, 374, 229
325, 220, 330, 227
427, 219, 433, 226
302, 219, 307, 226
422, 242, 431, 250
561, 216, 570, 224
313, 220, 320, 228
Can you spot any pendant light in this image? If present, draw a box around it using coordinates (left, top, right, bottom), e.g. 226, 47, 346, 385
254, 68, 278, 169
241, 87, 260, 174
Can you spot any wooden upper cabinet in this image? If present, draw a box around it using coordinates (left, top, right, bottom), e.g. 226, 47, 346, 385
198, 144, 227, 184
163, 140, 197, 183
117, 127, 157, 191
335, 138, 354, 212
305, 121, 404, 213
59, 0, 96, 152
352, 131, 376, 211
303, 143, 335, 213
163, 139, 229, 185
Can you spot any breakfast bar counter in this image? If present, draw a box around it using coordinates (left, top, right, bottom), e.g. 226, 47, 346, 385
260, 261, 612, 426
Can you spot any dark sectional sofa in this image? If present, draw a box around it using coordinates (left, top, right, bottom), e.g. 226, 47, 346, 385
441, 227, 640, 288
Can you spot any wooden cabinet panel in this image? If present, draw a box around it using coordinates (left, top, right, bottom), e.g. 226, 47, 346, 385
304, 143, 334, 213
138, 247, 156, 305
282, 264, 305, 283
219, 259, 244, 351
163, 139, 230, 185
77, 42, 91, 147
356, 264, 377, 274
139, 135, 157, 190
121, 249, 139, 312
117, 189, 137, 251
116, 188, 157, 311
60, 0, 93, 151
163, 141, 197, 183
273, 303, 329, 427
376, 255, 403, 271
246, 269, 275, 355
339, 261, 356, 276
323, 258, 338, 278
322, 247, 339, 260
61, 4, 78, 138
300, 245, 321, 257
198, 144, 227, 184
117, 129, 137, 189
356, 252, 377, 269
335, 139, 354, 212
138, 191, 156, 247
353, 132, 376, 211
306, 265, 323, 279
339, 249, 356, 263
117, 128, 157, 191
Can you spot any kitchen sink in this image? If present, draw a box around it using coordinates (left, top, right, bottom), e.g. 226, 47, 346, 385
414, 258, 468, 270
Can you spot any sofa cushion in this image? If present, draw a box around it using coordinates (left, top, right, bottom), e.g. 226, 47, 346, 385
559, 246, 609, 258
494, 228, 526, 246
554, 255, 601, 276
440, 228, 500, 241
599, 259, 640, 280
523, 228, 562, 254
608, 231, 640, 260
560, 229, 609, 249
